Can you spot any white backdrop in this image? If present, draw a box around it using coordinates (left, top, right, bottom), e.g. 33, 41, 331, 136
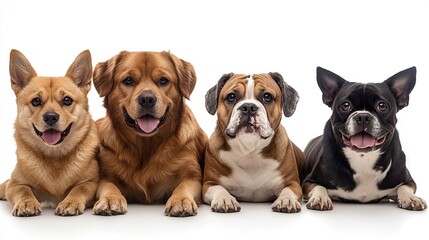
0, 0, 428, 239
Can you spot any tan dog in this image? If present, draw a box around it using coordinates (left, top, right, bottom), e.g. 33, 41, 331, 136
203, 73, 304, 213
91, 51, 207, 217
0, 50, 99, 216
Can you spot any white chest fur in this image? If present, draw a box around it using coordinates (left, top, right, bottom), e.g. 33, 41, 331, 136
218, 134, 284, 202
328, 148, 398, 202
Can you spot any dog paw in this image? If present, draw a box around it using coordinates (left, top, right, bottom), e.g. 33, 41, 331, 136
12, 199, 42, 217
398, 196, 427, 211
55, 200, 85, 216
271, 196, 301, 213
211, 195, 241, 213
306, 196, 333, 211
93, 195, 127, 216
165, 197, 198, 217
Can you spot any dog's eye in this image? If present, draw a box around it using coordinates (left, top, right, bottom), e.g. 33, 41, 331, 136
341, 102, 351, 111
63, 96, 74, 106
159, 77, 169, 86
377, 102, 388, 112
31, 98, 42, 107
226, 93, 237, 103
122, 77, 135, 86
262, 93, 273, 103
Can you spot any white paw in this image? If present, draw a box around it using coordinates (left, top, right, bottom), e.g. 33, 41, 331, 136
205, 185, 241, 213
272, 187, 301, 213
398, 195, 427, 211
211, 195, 241, 213
306, 186, 333, 211
397, 184, 427, 211
271, 196, 301, 213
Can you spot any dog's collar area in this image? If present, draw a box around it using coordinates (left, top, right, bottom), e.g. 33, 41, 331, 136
123, 107, 169, 135
33, 123, 72, 146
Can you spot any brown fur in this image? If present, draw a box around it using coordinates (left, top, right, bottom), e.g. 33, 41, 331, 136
0, 49, 99, 217
92, 51, 207, 217
203, 73, 304, 213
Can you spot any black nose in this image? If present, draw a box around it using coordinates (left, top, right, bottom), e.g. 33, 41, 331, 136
239, 103, 258, 116
353, 112, 373, 127
138, 92, 157, 109
43, 112, 59, 126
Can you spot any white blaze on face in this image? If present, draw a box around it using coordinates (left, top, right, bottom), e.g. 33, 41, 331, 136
225, 75, 273, 138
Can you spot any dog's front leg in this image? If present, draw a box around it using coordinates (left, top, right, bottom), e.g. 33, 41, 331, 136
92, 180, 127, 216
272, 182, 302, 213
164, 179, 200, 217
6, 183, 42, 217
397, 182, 427, 211
55, 180, 98, 216
303, 183, 333, 211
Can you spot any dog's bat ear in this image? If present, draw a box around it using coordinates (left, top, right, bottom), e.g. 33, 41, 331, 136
205, 73, 233, 115
166, 52, 196, 100
316, 67, 347, 108
66, 50, 92, 93
269, 72, 299, 117
384, 67, 416, 111
9, 49, 37, 95
93, 51, 126, 97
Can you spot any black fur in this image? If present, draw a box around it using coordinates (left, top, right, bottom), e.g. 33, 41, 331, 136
303, 66, 417, 203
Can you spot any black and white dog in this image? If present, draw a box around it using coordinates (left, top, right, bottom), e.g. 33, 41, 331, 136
303, 66, 427, 211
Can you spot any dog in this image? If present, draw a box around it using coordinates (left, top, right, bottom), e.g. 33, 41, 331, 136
302, 66, 427, 211
91, 51, 207, 217
203, 72, 304, 213
0, 49, 99, 216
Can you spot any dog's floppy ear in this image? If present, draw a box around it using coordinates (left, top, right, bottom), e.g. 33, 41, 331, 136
269, 72, 299, 117
205, 73, 233, 115
9, 49, 37, 95
316, 67, 347, 108
66, 50, 92, 93
384, 66, 416, 110
166, 52, 196, 100
93, 51, 126, 97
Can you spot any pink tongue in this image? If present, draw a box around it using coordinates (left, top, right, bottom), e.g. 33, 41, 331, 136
350, 133, 376, 149
137, 116, 160, 133
42, 129, 62, 145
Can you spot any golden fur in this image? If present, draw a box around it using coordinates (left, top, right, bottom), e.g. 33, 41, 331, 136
0, 50, 99, 216
92, 51, 207, 217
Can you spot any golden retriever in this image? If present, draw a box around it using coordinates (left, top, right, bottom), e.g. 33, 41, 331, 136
92, 51, 207, 217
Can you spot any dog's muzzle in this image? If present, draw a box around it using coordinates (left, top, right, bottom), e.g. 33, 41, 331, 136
123, 107, 169, 135
33, 123, 72, 146
225, 102, 273, 139
341, 111, 387, 151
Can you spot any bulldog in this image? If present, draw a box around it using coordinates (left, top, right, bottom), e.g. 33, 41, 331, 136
303, 66, 427, 211
203, 72, 304, 213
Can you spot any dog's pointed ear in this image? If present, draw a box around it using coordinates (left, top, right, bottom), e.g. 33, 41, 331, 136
9, 49, 37, 95
384, 66, 416, 110
93, 51, 126, 97
317, 67, 347, 108
205, 73, 233, 115
269, 72, 299, 117
166, 52, 196, 100
66, 50, 92, 93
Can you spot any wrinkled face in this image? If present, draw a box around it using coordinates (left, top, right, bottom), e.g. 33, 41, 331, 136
217, 74, 283, 139
94, 51, 195, 137
331, 83, 397, 152
17, 77, 89, 146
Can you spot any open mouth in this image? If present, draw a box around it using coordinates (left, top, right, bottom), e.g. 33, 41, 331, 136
342, 131, 386, 151
123, 107, 169, 135
33, 123, 72, 146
